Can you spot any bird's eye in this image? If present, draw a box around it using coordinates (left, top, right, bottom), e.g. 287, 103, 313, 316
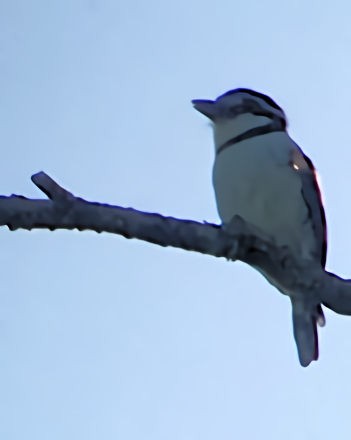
292, 163, 299, 170
229, 105, 243, 116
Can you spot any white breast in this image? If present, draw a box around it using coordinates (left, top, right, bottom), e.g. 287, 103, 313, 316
213, 131, 316, 259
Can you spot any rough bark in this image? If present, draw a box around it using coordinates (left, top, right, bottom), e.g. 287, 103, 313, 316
1, 171, 350, 316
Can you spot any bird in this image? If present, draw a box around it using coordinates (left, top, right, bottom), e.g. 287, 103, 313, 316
192, 88, 327, 367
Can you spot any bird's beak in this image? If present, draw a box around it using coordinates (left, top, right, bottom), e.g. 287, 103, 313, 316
192, 99, 216, 120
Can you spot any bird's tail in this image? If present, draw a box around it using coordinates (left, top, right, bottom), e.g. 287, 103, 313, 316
291, 299, 325, 367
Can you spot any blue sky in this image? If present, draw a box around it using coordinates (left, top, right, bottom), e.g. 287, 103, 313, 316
1, 1, 351, 439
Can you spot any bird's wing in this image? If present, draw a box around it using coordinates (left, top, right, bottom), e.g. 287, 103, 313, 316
291, 146, 327, 268
289, 146, 327, 366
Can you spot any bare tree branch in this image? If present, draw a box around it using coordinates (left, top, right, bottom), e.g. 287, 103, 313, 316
2, 171, 351, 316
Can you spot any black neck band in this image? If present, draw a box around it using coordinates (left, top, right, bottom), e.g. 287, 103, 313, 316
217, 118, 285, 155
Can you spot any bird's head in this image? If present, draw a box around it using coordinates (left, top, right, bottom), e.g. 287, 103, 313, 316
192, 88, 287, 148
192, 88, 286, 124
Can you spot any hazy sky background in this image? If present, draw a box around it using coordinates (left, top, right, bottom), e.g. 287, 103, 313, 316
2, 1, 351, 439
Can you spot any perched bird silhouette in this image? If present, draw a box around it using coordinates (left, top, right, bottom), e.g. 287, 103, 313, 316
193, 88, 327, 367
